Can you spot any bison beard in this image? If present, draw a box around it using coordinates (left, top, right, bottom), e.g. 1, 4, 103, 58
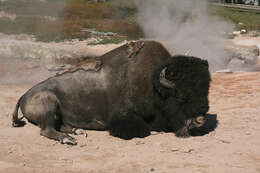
12, 41, 210, 145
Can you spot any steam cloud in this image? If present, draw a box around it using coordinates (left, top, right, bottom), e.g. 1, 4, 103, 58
134, 0, 234, 71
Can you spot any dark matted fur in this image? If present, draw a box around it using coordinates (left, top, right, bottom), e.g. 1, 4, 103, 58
152, 55, 211, 136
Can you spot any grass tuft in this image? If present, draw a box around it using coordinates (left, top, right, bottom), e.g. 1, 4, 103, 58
210, 6, 260, 31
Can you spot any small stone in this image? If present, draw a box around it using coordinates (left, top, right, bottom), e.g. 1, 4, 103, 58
232, 31, 241, 35
80, 144, 87, 148
74, 129, 86, 135
241, 29, 247, 34
52, 141, 58, 146
136, 141, 145, 145
245, 132, 251, 135
219, 139, 231, 144
216, 69, 233, 74
183, 149, 195, 153
151, 131, 163, 135
171, 148, 179, 152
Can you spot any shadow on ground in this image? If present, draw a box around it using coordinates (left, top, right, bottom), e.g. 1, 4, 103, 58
191, 114, 218, 136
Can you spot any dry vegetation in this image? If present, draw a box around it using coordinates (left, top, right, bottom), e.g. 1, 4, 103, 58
0, 0, 142, 42
1, 0, 260, 43
210, 6, 260, 31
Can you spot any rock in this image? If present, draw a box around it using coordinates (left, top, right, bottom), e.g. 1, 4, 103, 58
171, 148, 180, 152
183, 149, 195, 153
80, 144, 87, 148
245, 132, 251, 135
136, 141, 145, 145
150, 131, 163, 135
226, 44, 260, 71
81, 28, 117, 36
216, 69, 233, 74
228, 59, 245, 70
225, 32, 235, 39
241, 29, 247, 34
45, 64, 72, 72
232, 31, 241, 35
219, 139, 231, 144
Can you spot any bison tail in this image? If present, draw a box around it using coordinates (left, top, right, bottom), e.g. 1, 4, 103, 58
12, 94, 25, 127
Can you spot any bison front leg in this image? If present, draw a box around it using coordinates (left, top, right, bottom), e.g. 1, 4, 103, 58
170, 111, 191, 138
60, 125, 88, 136
171, 111, 206, 138
108, 112, 151, 140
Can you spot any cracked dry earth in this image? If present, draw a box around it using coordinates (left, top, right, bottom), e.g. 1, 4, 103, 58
0, 67, 260, 173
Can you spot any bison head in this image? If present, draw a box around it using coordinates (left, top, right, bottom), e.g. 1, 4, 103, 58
153, 55, 211, 137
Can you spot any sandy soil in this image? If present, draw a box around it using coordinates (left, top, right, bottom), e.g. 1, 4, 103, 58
0, 68, 260, 173
0, 65, 260, 173
0, 35, 260, 173
232, 35, 260, 49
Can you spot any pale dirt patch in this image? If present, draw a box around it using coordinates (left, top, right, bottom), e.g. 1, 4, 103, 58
232, 35, 260, 49
0, 34, 124, 62
232, 35, 260, 64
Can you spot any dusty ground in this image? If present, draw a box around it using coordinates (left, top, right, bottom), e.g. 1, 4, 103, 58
0, 37, 260, 173
1, 70, 260, 173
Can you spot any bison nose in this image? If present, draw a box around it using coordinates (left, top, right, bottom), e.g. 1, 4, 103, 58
195, 116, 206, 127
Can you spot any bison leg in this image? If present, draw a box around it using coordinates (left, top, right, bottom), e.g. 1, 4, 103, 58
168, 109, 191, 138
40, 112, 77, 145
108, 112, 150, 140
174, 119, 191, 138
60, 125, 87, 136
22, 91, 77, 145
59, 125, 74, 133
173, 115, 206, 137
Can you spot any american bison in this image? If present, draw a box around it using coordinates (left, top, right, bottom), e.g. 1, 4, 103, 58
12, 41, 210, 145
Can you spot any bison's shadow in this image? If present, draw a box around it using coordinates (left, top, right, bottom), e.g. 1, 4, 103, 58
190, 114, 218, 136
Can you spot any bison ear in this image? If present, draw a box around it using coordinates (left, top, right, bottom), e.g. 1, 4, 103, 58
159, 67, 175, 89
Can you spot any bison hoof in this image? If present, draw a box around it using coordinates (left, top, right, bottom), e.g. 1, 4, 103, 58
73, 128, 87, 137
12, 120, 26, 127
61, 136, 77, 145
175, 127, 190, 138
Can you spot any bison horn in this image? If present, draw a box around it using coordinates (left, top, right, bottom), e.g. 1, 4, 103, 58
159, 67, 175, 89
